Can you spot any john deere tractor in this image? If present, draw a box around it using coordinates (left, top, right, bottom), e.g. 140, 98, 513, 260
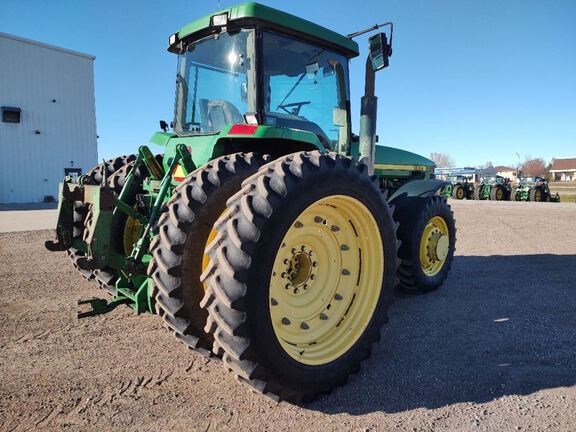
512, 175, 560, 202
46, 3, 456, 403
442, 175, 474, 200
474, 174, 511, 201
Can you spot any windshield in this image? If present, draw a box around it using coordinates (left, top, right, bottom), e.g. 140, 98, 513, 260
174, 29, 256, 134
262, 31, 349, 148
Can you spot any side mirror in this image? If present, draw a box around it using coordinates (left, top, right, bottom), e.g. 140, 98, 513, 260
368, 32, 392, 72
159, 120, 168, 132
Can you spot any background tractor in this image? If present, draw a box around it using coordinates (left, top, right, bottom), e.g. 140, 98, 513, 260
474, 175, 511, 201
46, 2, 456, 403
442, 175, 474, 200
512, 175, 560, 202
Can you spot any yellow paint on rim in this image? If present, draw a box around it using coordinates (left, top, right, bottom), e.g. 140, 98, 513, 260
456, 187, 464, 199
123, 212, 142, 256
496, 188, 504, 200
419, 216, 449, 276
269, 195, 384, 366
202, 209, 228, 291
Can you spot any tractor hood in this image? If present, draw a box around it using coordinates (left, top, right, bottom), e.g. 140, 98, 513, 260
373, 145, 436, 171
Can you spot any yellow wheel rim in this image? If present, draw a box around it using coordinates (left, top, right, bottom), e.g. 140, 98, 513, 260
535, 190, 541, 201
457, 188, 464, 199
496, 188, 503, 200
123, 212, 142, 255
202, 209, 228, 291
269, 195, 384, 366
419, 216, 449, 277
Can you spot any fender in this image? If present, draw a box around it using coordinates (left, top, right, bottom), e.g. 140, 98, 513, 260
388, 179, 448, 204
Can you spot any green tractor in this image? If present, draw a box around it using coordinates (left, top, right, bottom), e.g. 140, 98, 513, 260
511, 175, 560, 202
474, 174, 511, 201
46, 3, 456, 403
442, 175, 475, 200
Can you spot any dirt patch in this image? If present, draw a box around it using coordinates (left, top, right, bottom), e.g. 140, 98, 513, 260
1, 201, 575, 431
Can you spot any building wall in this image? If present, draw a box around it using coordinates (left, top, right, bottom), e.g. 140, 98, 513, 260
496, 170, 517, 180
0, 33, 98, 203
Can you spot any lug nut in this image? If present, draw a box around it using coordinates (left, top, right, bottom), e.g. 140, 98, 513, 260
314, 216, 323, 224
341, 269, 350, 275
319, 313, 328, 320
340, 244, 349, 251
271, 298, 278, 306
282, 317, 291, 325
300, 322, 309, 330
334, 293, 343, 301
294, 221, 303, 228
331, 225, 340, 232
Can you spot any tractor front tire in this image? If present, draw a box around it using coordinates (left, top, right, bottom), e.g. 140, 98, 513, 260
149, 153, 269, 356
452, 185, 465, 200
200, 151, 398, 402
393, 196, 456, 294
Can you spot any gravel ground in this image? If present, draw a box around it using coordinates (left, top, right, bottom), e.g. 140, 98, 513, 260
1, 200, 575, 431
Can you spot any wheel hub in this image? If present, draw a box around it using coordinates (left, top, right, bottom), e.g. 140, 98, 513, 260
419, 216, 450, 276
269, 195, 384, 365
284, 247, 315, 294
426, 230, 449, 262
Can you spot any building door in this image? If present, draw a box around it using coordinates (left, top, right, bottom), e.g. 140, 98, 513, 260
64, 167, 82, 183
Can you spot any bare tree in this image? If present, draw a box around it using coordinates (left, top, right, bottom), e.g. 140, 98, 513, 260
479, 161, 494, 169
429, 152, 455, 168
521, 157, 546, 176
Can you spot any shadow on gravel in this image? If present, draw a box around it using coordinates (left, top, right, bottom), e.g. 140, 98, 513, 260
311, 254, 576, 415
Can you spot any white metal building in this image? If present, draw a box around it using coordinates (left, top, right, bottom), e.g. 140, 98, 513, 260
0, 32, 97, 203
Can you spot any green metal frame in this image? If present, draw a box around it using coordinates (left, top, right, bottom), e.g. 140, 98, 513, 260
50, 144, 195, 317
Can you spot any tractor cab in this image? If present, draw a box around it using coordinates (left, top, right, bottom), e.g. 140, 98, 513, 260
482, 175, 506, 185
169, 3, 357, 154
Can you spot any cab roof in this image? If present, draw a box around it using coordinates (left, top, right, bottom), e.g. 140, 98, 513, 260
174, 2, 359, 58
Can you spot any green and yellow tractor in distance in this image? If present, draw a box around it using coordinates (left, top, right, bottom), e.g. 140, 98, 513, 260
442, 175, 475, 200
512, 175, 560, 202
474, 174, 512, 201
46, 2, 456, 403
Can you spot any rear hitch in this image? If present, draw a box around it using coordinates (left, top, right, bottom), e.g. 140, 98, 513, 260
77, 297, 130, 319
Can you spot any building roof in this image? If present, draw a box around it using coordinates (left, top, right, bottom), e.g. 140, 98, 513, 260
494, 165, 516, 171
0, 32, 95, 60
550, 158, 576, 171
176, 2, 359, 57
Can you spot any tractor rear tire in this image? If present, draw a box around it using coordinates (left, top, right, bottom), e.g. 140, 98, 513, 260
200, 151, 398, 403
67, 155, 136, 285
149, 153, 269, 356
393, 196, 456, 294
451, 185, 465, 200
530, 188, 544, 202
491, 185, 507, 201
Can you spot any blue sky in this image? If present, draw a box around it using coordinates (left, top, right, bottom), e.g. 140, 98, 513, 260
2, 0, 575, 167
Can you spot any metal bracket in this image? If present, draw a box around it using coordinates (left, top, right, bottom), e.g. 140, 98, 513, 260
45, 181, 82, 252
